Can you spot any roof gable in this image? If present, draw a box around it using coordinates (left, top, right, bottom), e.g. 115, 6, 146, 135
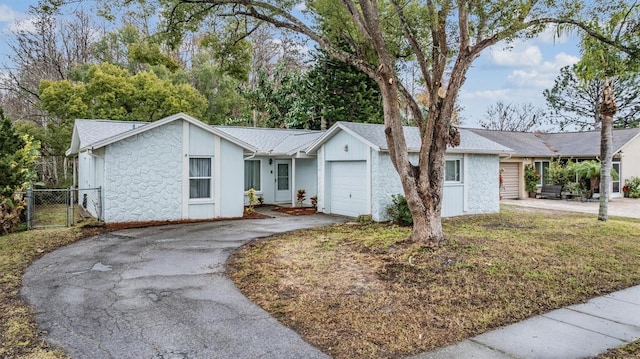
66, 113, 257, 155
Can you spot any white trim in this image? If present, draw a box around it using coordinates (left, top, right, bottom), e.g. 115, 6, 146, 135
182, 121, 189, 218
366, 148, 372, 215
86, 113, 257, 153
320, 145, 326, 212
214, 137, 221, 217
292, 158, 297, 206
463, 154, 469, 212
306, 122, 381, 153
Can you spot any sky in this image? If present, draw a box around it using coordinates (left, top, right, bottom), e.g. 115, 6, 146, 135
0, 0, 583, 129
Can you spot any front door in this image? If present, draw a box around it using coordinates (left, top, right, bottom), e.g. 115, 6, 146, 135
275, 160, 291, 203
612, 162, 621, 197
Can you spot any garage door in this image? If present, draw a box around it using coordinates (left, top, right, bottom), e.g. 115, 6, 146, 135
330, 161, 368, 217
501, 162, 520, 199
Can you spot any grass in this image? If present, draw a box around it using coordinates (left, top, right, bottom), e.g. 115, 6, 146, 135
598, 340, 640, 359
0, 223, 105, 358
228, 207, 640, 359
31, 204, 86, 228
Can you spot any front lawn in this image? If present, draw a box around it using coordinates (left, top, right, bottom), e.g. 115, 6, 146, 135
228, 207, 640, 359
0, 225, 104, 358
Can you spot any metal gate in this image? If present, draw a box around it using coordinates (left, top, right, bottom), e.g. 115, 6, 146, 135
23, 187, 102, 229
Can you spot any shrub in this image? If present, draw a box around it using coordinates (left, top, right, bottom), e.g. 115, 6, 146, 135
0, 193, 26, 234
386, 194, 413, 226
548, 158, 576, 190
297, 189, 306, 204
625, 177, 640, 198
246, 188, 259, 213
524, 164, 540, 193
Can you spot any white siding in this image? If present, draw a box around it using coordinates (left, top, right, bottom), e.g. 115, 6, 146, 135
189, 124, 215, 156
323, 130, 369, 161
77, 149, 103, 218
442, 184, 464, 217
103, 120, 183, 223
218, 139, 245, 217
620, 135, 640, 183
294, 158, 317, 205
187, 124, 216, 219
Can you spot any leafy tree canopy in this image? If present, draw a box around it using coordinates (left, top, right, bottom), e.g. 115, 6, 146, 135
0, 109, 40, 197
39, 62, 208, 123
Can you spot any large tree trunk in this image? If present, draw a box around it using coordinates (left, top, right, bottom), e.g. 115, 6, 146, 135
598, 79, 617, 221
377, 73, 450, 247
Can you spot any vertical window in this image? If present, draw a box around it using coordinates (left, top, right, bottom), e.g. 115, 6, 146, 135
445, 159, 461, 182
244, 160, 261, 191
189, 158, 211, 199
534, 161, 550, 185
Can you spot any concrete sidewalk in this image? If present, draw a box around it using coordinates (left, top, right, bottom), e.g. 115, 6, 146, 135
501, 198, 640, 219
412, 286, 640, 359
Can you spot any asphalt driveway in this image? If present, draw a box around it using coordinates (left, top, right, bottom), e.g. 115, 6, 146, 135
22, 214, 345, 359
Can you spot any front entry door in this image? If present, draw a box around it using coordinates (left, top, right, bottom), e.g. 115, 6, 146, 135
275, 160, 291, 203
612, 162, 621, 197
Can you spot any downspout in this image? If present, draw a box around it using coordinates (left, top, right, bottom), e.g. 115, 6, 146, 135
243, 151, 258, 161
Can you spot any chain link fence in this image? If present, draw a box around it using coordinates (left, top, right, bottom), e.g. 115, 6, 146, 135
20, 187, 102, 229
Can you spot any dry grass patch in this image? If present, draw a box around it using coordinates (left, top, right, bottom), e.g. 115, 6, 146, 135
598, 340, 640, 359
228, 208, 640, 359
0, 224, 105, 358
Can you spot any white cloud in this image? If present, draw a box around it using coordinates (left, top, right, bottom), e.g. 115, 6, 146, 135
459, 89, 511, 101
506, 52, 579, 89
293, 2, 307, 12
4, 17, 37, 34
489, 43, 542, 67
0, 5, 19, 23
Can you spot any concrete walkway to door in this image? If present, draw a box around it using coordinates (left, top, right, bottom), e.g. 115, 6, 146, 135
22, 213, 346, 359
501, 197, 640, 218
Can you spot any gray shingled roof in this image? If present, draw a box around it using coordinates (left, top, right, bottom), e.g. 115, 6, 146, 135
469, 129, 555, 157
215, 126, 323, 154
470, 128, 640, 157
540, 128, 640, 157
75, 119, 149, 150
337, 122, 513, 154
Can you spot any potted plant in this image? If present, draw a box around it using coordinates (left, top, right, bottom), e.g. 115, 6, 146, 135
297, 189, 306, 206
623, 185, 631, 198
524, 164, 540, 198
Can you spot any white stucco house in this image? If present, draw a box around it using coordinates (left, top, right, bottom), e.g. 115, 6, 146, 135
306, 122, 513, 221
66, 113, 513, 223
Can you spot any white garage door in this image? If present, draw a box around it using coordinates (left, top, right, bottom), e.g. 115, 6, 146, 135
330, 161, 368, 217
501, 162, 520, 199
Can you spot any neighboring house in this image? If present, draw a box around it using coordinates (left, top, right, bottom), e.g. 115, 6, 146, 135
66, 113, 513, 223
306, 122, 513, 221
470, 128, 640, 199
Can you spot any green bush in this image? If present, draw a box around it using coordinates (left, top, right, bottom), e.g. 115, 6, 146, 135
386, 194, 413, 226
548, 158, 576, 190
524, 164, 540, 193
625, 177, 640, 198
